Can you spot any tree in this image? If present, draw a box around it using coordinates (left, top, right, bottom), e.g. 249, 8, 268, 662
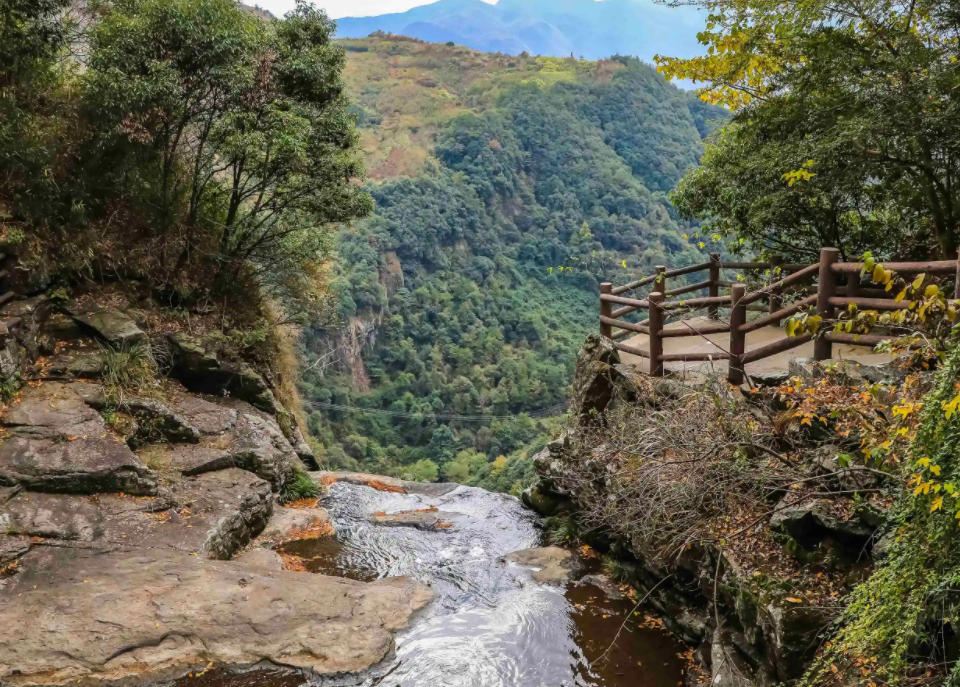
658, 0, 960, 260
83, 0, 371, 304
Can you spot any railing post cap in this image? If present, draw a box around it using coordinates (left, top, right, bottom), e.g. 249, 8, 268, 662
600, 282, 612, 291
649, 291, 664, 301
820, 247, 841, 256
732, 283, 746, 295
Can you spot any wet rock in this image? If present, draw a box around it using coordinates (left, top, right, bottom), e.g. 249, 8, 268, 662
287, 424, 319, 470
37, 313, 82, 355
578, 573, 624, 600
0, 548, 432, 686
0, 534, 31, 565
0, 491, 103, 541
230, 410, 297, 490
167, 334, 282, 415
257, 505, 330, 548
503, 546, 581, 585
370, 508, 459, 531
0, 435, 157, 495
234, 546, 284, 571
521, 483, 570, 516
315, 471, 460, 497
66, 305, 146, 346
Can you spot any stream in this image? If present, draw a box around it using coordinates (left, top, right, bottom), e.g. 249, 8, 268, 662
187, 480, 688, 687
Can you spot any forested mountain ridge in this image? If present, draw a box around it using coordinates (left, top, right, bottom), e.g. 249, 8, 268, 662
299, 36, 725, 488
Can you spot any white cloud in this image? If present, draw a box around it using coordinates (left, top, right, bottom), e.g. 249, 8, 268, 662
252, 0, 495, 20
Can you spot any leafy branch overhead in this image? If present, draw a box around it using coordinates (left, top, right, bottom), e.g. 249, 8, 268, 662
660, 0, 960, 261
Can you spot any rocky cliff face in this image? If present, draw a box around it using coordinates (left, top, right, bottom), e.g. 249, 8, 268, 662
524, 335, 907, 687
0, 295, 432, 685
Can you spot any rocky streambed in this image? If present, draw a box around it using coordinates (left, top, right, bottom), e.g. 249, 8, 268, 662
188, 473, 692, 687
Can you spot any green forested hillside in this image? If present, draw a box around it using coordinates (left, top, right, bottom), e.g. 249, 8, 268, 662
299, 37, 724, 489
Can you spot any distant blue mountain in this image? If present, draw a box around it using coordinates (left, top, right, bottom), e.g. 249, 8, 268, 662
334, 0, 706, 63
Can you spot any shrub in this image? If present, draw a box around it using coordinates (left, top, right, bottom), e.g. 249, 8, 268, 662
280, 467, 320, 504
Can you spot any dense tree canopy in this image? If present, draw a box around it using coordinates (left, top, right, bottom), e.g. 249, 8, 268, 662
1, 0, 369, 318
658, 0, 960, 261
300, 55, 724, 486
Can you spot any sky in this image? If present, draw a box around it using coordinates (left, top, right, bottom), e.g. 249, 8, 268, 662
252, 0, 494, 19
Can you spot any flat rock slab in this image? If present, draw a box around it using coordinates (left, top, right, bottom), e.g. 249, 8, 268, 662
0, 435, 158, 495
0, 383, 157, 495
0, 548, 432, 686
66, 306, 146, 346
369, 508, 460, 531
137, 444, 234, 477
0, 468, 272, 559
502, 546, 581, 585
257, 506, 330, 548
316, 471, 460, 497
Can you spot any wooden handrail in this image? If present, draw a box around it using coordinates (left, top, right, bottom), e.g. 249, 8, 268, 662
659, 321, 730, 338
740, 295, 817, 334
739, 263, 821, 306
600, 247, 960, 386
611, 274, 659, 295
616, 341, 651, 358
665, 279, 713, 297
660, 351, 730, 361
831, 260, 956, 274
827, 296, 910, 311
661, 295, 731, 311
601, 316, 649, 335
663, 261, 712, 279
741, 333, 813, 364
611, 304, 643, 318
601, 293, 650, 309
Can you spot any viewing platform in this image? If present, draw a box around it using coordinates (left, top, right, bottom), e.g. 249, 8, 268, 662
600, 248, 960, 383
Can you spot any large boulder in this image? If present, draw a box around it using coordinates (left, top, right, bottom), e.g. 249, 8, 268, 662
502, 546, 582, 585
0, 548, 432, 686
66, 305, 146, 346
166, 333, 282, 415
0, 383, 157, 495
569, 334, 622, 421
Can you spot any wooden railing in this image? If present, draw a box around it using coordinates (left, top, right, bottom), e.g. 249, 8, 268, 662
600, 247, 960, 384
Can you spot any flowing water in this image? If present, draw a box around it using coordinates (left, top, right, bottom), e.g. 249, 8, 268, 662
185, 480, 688, 687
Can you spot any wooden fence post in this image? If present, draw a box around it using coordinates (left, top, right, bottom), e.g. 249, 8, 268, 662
728, 284, 746, 386
954, 249, 960, 300
656, 265, 667, 298
600, 282, 613, 340
708, 253, 720, 320
814, 247, 841, 361
768, 255, 783, 320
649, 291, 664, 377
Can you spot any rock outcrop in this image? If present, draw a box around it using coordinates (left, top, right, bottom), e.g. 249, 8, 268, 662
0, 296, 432, 686
524, 335, 897, 687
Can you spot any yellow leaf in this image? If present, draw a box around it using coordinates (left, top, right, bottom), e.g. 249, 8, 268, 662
931, 496, 944, 512
913, 274, 925, 290
872, 264, 885, 283
931, 465, 942, 476
785, 597, 803, 604
925, 284, 939, 298
622, 260, 627, 268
